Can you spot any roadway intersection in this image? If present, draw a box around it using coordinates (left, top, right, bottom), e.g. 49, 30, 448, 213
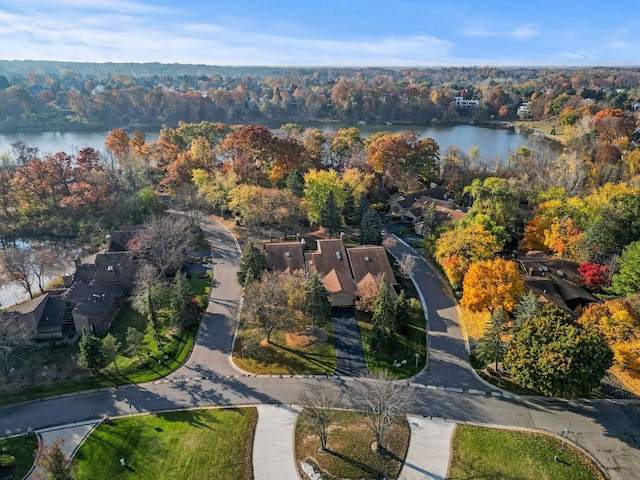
1, 217, 639, 479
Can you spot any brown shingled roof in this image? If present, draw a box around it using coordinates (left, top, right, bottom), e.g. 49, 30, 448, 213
347, 245, 397, 286
265, 242, 305, 274
304, 239, 351, 279
321, 269, 357, 295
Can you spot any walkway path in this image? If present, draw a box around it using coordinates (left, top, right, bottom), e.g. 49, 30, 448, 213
1, 218, 639, 480
253, 405, 300, 480
35, 406, 457, 480
399, 416, 456, 480
27, 421, 99, 479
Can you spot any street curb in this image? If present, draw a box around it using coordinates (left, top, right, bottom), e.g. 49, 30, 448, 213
389, 234, 509, 396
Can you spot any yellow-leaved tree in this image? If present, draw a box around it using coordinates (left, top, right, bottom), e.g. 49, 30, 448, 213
578, 299, 640, 371
460, 258, 525, 315
434, 224, 502, 289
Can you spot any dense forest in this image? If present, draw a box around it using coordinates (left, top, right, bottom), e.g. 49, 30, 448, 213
0, 61, 640, 131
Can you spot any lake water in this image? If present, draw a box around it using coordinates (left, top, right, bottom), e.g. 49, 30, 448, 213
0, 124, 541, 164
0, 123, 541, 307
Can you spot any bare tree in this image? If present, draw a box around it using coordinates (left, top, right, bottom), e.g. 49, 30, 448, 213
350, 370, 414, 453
0, 312, 33, 381
0, 244, 36, 299
395, 253, 417, 279
174, 184, 207, 226
297, 382, 342, 451
32, 245, 62, 293
241, 271, 289, 343
128, 215, 197, 277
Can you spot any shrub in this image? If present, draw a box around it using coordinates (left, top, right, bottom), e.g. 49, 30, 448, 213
0, 453, 15, 469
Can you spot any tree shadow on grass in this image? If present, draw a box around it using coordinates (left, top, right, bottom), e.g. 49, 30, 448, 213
323, 448, 384, 478
269, 342, 335, 375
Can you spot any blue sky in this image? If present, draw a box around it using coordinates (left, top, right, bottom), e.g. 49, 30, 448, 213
1, 0, 639, 66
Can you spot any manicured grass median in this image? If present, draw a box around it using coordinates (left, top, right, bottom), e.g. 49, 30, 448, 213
0, 434, 38, 480
448, 425, 605, 480
358, 304, 427, 379
233, 324, 337, 375
73, 408, 256, 480
295, 410, 409, 480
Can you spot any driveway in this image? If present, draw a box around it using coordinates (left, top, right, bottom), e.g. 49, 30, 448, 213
332, 307, 368, 377
383, 232, 492, 392
1, 218, 639, 480
170, 215, 245, 380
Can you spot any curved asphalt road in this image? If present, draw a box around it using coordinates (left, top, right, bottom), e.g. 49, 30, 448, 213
1, 218, 639, 480
383, 233, 489, 391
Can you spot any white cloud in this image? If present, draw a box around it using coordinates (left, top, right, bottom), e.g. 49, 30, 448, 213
461, 24, 538, 39
0, 6, 454, 66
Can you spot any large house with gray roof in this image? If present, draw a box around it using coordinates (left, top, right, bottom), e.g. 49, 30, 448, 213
7, 231, 141, 339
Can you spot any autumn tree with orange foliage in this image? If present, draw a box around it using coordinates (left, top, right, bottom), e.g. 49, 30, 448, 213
543, 218, 584, 259
218, 125, 276, 185
460, 258, 524, 315
592, 108, 635, 142
434, 224, 502, 289
578, 299, 640, 372
105, 127, 132, 167
518, 214, 552, 253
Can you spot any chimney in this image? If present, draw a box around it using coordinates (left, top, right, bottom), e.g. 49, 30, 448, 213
105, 234, 112, 252
62, 273, 74, 288
74, 255, 81, 267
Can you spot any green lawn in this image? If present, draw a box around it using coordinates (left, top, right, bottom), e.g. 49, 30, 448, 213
295, 410, 409, 480
73, 408, 256, 480
0, 434, 38, 480
448, 425, 605, 480
358, 300, 427, 379
1, 273, 208, 406
233, 323, 337, 375
107, 306, 198, 384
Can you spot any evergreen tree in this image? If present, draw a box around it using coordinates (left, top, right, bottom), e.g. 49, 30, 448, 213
342, 186, 356, 225
394, 290, 410, 336
304, 273, 332, 329
360, 205, 383, 245
237, 239, 267, 287
78, 331, 107, 374
511, 291, 541, 333
286, 169, 305, 197
101, 333, 122, 374
125, 327, 146, 364
474, 308, 507, 373
169, 272, 195, 327
321, 190, 342, 238
370, 274, 395, 353
421, 202, 438, 236
608, 240, 640, 296
352, 192, 368, 226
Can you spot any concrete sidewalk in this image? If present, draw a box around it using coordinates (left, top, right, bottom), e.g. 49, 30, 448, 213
27, 420, 100, 479
399, 416, 456, 480
29, 408, 455, 480
253, 405, 301, 480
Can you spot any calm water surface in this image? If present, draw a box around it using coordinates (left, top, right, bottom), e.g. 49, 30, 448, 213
0, 124, 539, 164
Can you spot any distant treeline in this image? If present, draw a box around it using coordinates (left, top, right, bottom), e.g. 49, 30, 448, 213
0, 61, 640, 131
